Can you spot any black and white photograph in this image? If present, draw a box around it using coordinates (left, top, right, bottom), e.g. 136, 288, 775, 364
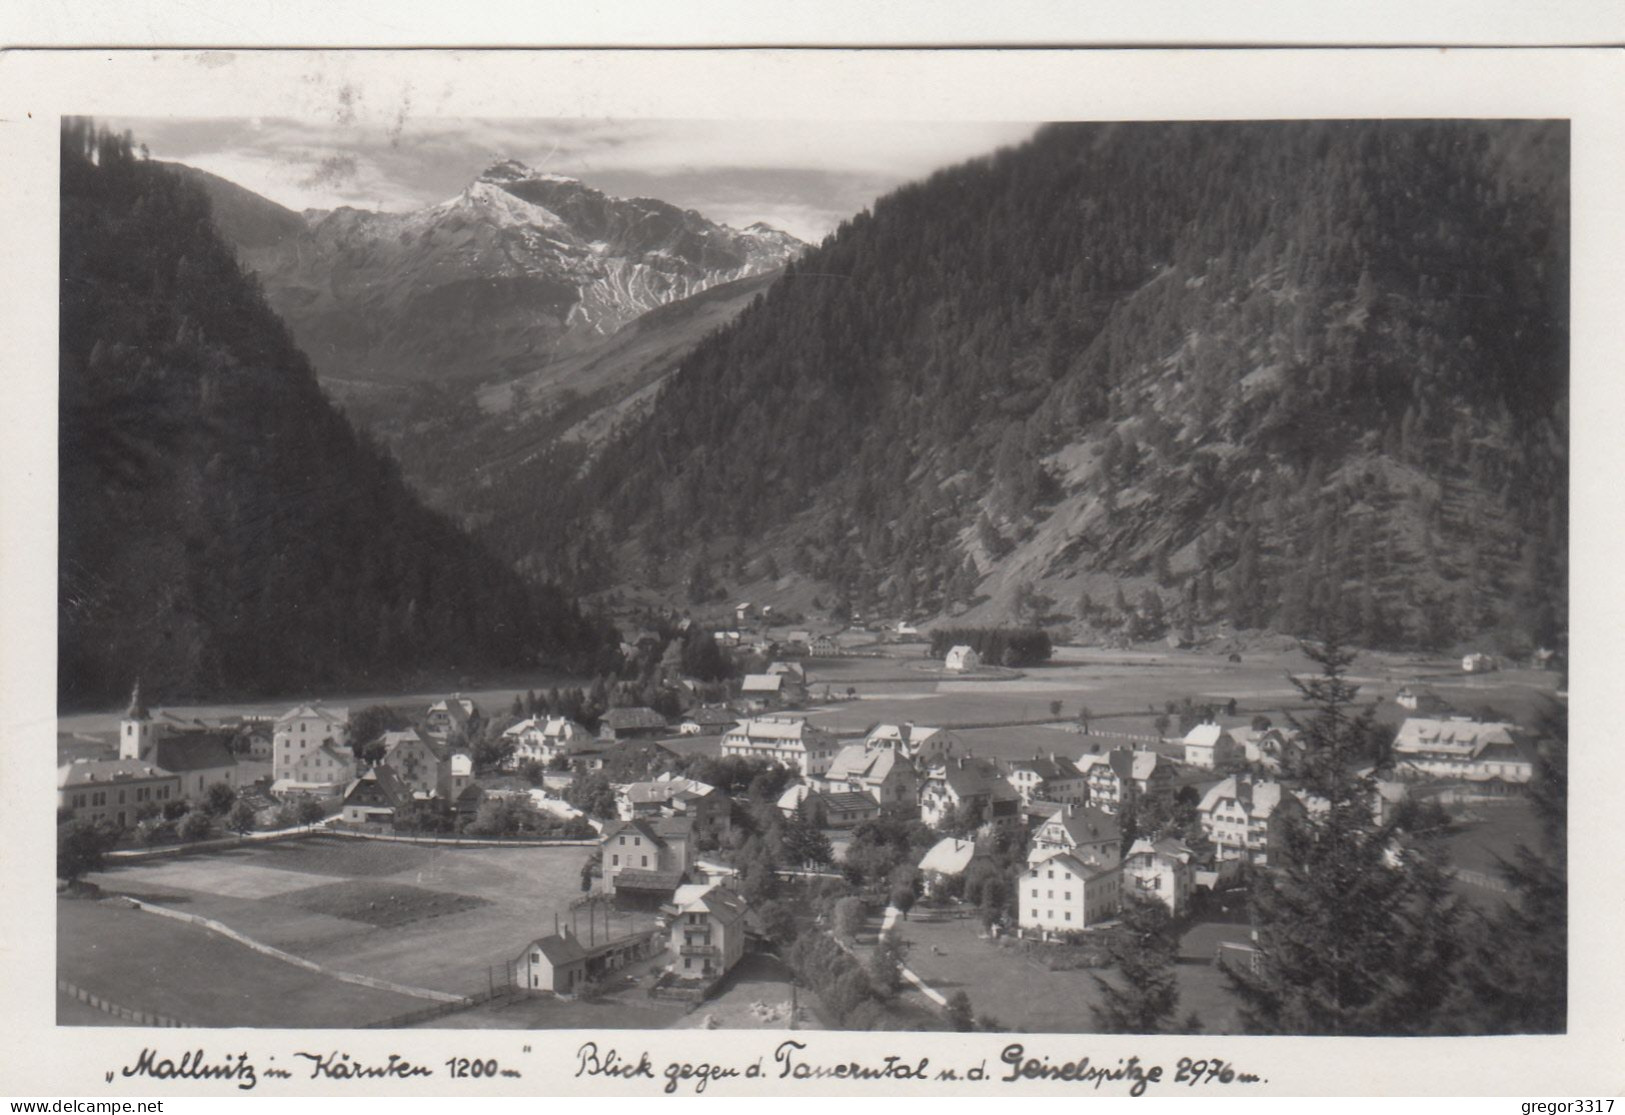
4, 44, 1621, 1099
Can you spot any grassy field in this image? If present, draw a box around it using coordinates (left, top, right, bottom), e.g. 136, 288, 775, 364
76, 836, 643, 1012
58, 897, 429, 1027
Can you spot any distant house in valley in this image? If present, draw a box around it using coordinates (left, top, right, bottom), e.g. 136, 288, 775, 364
271, 701, 350, 784
1002, 753, 1088, 805
721, 717, 838, 777
918, 755, 1021, 832
339, 764, 414, 825
275, 741, 357, 793
1182, 722, 1240, 770
514, 926, 663, 997
1462, 653, 1497, 674
58, 759, 181, 829
1018, 853, 1121, 934
1198, 774, 1304, 866
679, 706, 740, 736
617, 776, 731, 844
776, 784, 880, 829
502, 717, 594, 766
1395, 687, 1452, 714
786, 630, 813, 649
1122, 837, 1197, 917
1075, 747, 1172, 813
597, 707, 670, 742
808, 634, 842, 657
667, 883, 749, 984
600, 816, 695, 902
821, 743, 919, 812
376, 728, 446, 797
864, 722, 958, 764
1028, 803, 1121, 869
426, 694, 482, 738
1391, 717, 1532, 785
944, 645, 981, 672
1228, 726, 1305, 774
917, 836, 988, 898
740, 673, 795, 711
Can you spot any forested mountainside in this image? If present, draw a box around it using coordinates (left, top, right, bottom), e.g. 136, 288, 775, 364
556, 121, 1566, 653
59, 120, 608, 709
203, 159, 804, 388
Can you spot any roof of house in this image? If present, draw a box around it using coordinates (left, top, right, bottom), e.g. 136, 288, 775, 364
766, 661, 806, 678
342, 764, 414, 809
672, 883, 748, 920
1004, 754, 1083, 781
1183, 723, 1232, 748
623, 778, 714, 805
819, 791, 881, 814
918, 837, 982, 875
612, 869, 685, 892
152, 733, 238, 774
826, 743, 910, 785
727, 716, 824, 742
1198, 775, 1294, 819
277, 703, 348, 726
601, 707, 669, 731
741, 674, 785, 694
684, 706, 740, 728
1393, 717, 1518, 759
1040, 803, 1120, 846
58, 758, 176, 789
930, 756, 1018, 801
1127, 836, 1194, 864
1024, 851, 1113, 882
528, 933, 590, 967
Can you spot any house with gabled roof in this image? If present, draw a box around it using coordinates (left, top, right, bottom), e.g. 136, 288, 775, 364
617, 776, 730, 843
1029, 803, 1121, 869
502, 717, 594, 766
598, 707, 670, 742
377, 728, 447, 797
808, 634, 842, 657
600, 816, 694, 900
919, 755, 1021, 832
777, 784, 881, 829
1228, 726, 1306, 774
271, 702, 350, 783
864, 722, 958, 764
1002, 753, 1088, 805
1018, 852, 1121, 934
340, 764, 414, 824
945, 645, 981, 672
668, 883, 749, 982
721, 716, 837, 776
276, 740, 357, 793
917, 836, 988, 898
426, 694, 482, 738
1122, 836, 1197, 916
822, 743, 919, 812
1076, 747, 1172, 813
740, 673, 795, 711
1183, 723, 1241, 770
1198, 774, 1305, 866
1392, 717, 1532, 783
58, 758, 181, 829
679, 706, 740, 736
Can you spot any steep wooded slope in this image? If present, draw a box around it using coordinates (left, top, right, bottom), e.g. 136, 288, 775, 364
59, 121, 605, 708
574, 121, 1567, 652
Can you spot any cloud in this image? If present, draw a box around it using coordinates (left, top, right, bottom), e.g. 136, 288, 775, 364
103, 116, 1039, 238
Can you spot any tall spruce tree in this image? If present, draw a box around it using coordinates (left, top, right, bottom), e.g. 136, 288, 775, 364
1090, 894, 1182, 1033
1452, 705, 1567, 1033
1226, 635, 1466, 1034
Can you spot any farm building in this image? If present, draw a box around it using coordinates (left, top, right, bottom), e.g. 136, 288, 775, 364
917, 837, 988, 898
944, 645, 981, 672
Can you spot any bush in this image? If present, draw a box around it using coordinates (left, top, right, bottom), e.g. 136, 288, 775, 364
177, 810, 215, 842
833, 896, 867, 940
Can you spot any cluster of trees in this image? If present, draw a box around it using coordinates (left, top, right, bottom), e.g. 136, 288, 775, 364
551, 120, 1566, 651
57, 119, 610, 710
927, 626, 1052, 667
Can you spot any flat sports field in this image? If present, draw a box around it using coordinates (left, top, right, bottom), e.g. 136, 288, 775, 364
71, 836, 649, 1025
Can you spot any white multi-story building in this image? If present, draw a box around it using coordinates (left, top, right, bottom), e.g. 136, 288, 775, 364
1198, 774, 1304, 866
273, 703, 350, 783
1122, 837, 1196, 917
1392, 717, 1532, 783
1018, 852, 1121, 934
720, 716, 837, 777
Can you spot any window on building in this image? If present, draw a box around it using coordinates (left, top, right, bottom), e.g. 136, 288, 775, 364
642, 856, 648, 867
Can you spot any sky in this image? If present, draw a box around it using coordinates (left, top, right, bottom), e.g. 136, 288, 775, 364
105, 117, 1040, 242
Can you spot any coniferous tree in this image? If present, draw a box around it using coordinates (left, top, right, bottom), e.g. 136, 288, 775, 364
1226, 634, 1466, 1034
1090, 894, 1182, 1033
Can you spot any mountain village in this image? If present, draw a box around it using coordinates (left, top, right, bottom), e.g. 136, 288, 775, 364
57, 616, 1559, 1032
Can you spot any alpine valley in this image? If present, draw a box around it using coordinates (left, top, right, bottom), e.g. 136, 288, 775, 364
159, 121, 1567, 663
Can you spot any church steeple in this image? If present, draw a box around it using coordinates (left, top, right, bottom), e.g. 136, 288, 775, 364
126, 679, 149, 721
